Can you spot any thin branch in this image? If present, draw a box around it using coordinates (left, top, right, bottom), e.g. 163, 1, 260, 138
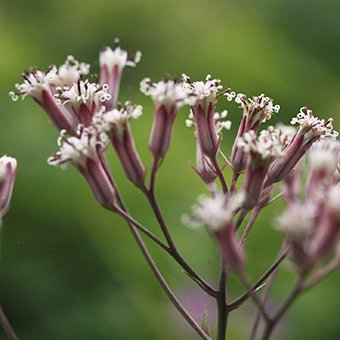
100, 156, 211, 338
115, 207, 170, 252
240, 208, 259, 248
262, 277, 304, 340
211, 157, 229, 193
229, 246, 290, 310
235, 209, 248, 231
0, 306, 18, 340
238, 272, 271, 322
143, 188, 217, 296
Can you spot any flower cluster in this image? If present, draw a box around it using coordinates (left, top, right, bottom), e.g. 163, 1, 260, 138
231, 93, 280, 174
278, 137, 340, 273
11, 42, 340, 340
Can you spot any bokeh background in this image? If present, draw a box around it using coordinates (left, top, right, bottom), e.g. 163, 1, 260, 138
0, 0, 339, 339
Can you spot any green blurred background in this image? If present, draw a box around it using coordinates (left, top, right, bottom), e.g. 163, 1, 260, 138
0, 0, 339, 339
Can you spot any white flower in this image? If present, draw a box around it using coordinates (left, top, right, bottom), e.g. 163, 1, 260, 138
55, 55, 90, 87
308, 139, 340, 174
140, 77, 194, 111
182, 74, 222, 112
183, 192, 244, 231
56, 80, 111, 111
237, 128, 283, 161
276, 203, 316, 240
93, 102, 142, 136
100, 45, 141, 72
291, 107, 338, 141
48, 127, 99, 168
10, 67, 57, 102
0, 156, 17, 181
235, 93, 280, 123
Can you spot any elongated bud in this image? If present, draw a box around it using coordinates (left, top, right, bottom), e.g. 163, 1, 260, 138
231, 93, 279, 174
283, 163, 302, 204
141, 76, 194, 163
266, 107, 338, 186
195, 139, 217, 184
100, 41, 141, 110
306, 139, 340, 199
10, 67, 78, 132
183, 75, 224, 159
310, 185, 340, 264
276, 203, 316, 273
0, 156, 17, 218
48, 126, 116, 209
183, 193, 245, 272
94, 103, 145, 187
238, 128, 283, 209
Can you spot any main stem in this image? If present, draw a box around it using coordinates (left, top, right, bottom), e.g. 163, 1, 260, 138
216, 261, 228, 340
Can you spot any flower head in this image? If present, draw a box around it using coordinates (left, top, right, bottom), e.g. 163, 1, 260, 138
56, 55, 90, 87
100, 45, 141, 72
291, 107, 338, 143
48, 126, 99, 168
94, 102, 142, 136
56, 80, 111, 114
100, 40, 141, 110
308, 138, 340, 175
235, 93, 280, 124
277, 203, 316, 241
238, 128, 283, 165
10, 67, 57, 103
140, 76, 194, 112
183, 192, 244, 231
183, 74, 222, 112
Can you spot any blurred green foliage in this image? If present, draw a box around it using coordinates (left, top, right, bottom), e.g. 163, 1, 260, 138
0, 0, 339, 339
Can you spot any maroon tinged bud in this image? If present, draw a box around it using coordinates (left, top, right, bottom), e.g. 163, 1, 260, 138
48, 127, 116, 210
231, 93, 279, 174
93, 103, 145, 188
140, 77, 193, 163
0, 156, 18, 218
100, 43, 141, 110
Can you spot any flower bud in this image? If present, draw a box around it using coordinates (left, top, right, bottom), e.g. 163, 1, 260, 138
94, 103, 145, 188
306, 139, 340, 199
231, 93, 279, 174
48, 126, 115, 209
183, 75, 223, 159
195, 139, 217, 184
10, 67, 78, 132
141, 76, 193, 163
184, 193, 245, 272
0, 156, 17, 218
310, 185, 340, 263
266, 107, 338, 186
238, 128, 283, 209
100, 42, 141, 110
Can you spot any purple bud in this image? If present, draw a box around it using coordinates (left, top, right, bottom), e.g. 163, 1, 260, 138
100, 45, 141, 110
0, 156, 17, 218
140, 77, 193, 163
266, 107, 338, 186
195, 139, 217, 184
48, 127, 116, 209
93, 103, 145, 187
